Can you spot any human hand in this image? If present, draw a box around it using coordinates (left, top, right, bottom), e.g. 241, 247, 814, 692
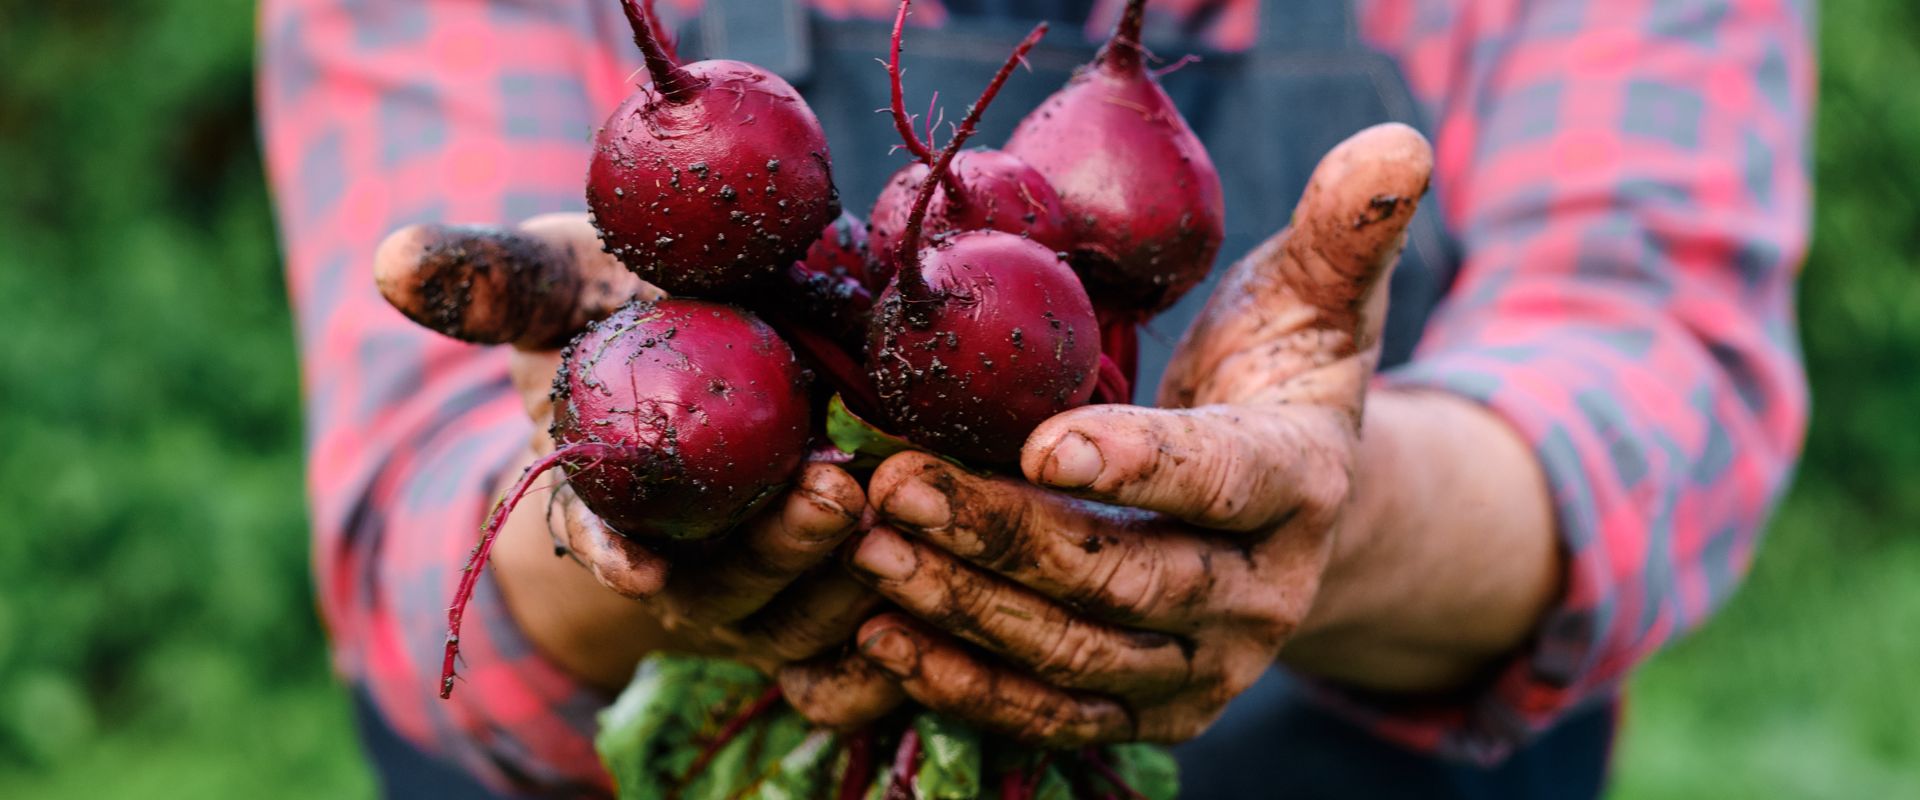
373, 214, 899, 720
845, 124, 1434, 744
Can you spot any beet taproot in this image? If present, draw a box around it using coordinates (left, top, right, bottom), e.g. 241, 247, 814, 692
441, 298, 811, 698
587, 0, 839, 295
1004, 0, 1225, 314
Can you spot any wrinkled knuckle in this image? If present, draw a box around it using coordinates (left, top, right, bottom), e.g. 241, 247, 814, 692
765, 617, 835, 661
939, 573, 993, 627
1031, 530, 1087, 591
1024, 707, 1074, 746
1093, 551, 1164, 623
1311, 465, 1353, 518
941, 668, 989, 708
1033, 623, 1108, 685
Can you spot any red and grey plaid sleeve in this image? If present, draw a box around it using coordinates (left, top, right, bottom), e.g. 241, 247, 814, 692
259, 0, 640, 791
1336, 0, 1814, 760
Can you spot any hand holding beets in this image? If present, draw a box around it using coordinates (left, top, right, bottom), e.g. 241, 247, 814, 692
374, 214, 897, 710
851, 124, 1435, 746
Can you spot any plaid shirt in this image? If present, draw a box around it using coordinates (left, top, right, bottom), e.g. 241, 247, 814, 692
259, 0, 1812, 792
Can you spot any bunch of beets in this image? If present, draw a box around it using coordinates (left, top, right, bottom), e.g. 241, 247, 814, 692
430, 0, 1223, 794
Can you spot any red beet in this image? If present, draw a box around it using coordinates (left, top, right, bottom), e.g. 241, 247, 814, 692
1004, 0, 1225, 314
802, 209, 874, 287
587, 0, 839, 295
867, 22, 1101, 465
866, 150, 1074, 290
441, 298, 811, 698
865, 1, 1071, 290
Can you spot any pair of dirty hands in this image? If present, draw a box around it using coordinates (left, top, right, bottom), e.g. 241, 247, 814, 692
376, 126, 1431, 746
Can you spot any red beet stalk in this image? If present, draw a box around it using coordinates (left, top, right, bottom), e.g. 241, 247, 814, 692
882, 728, 922, 800
442, 442, 632, 698
680, 686, 786, 784
892, 21, 1051, 298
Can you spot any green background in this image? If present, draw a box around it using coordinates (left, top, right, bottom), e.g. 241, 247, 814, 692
1, 2, 1914, 797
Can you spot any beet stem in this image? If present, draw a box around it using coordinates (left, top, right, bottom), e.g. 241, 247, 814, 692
886, 3, 971, 213
1092, 353, 1133, 405
642, 0, 679, 62
681, 686, 785, 785
441, 441, 631, 699
837, 729, 877, 800
778, 316, 884, 416
886, 1, 936, 163
894, 21, 1050, 299
620, 0, 702, 102
1080, 746, 1147, 800
882, 728, 922, 800
1099, 0, 1149, 72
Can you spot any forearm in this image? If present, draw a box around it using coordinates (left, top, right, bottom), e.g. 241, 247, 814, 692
1282, 389, 1561, 694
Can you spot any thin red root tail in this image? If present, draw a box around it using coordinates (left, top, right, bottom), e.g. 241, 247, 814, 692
882, 728, 922, 800
895, 22, 1050, 295
681, 686, 786, 784
837, 729, 877, 800
441, 442, 630, 699
1151, 53, 1202, 77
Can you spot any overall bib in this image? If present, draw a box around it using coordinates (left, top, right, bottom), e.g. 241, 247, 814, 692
354, 2, 1618, 797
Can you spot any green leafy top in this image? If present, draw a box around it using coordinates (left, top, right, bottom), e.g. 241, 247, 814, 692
597, 654, 1177, 800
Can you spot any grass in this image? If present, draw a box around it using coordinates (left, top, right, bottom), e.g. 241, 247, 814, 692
0, 0, 1914, 797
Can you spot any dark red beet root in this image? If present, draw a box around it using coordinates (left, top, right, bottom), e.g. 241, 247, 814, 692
778, 260, 873, 357
866, 149, 1073, 290
803, 209, 874, 288
588, 0, 839, 295
869, 230, 1099, 464
764, 261, 883, 416
441, 298, 810, 698
551, 299, 812, 539
1004, 0, 1224, 314
867, 17, 1099, 465
866, 2, 1070, 290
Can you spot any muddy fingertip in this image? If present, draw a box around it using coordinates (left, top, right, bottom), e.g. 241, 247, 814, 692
856, 616, 923, 678
795, 462, 865, 521
372, 224, 432, 304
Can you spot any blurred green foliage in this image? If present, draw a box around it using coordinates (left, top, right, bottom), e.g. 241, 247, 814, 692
0, 0, 1913, 797
0, 0, 371, 796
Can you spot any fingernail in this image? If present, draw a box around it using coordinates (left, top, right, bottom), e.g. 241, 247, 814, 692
859, 628, 916, 676
883, 475, 952, 530
795, 489, 855, 542
1040, 431, 1103, 489
850, 530, 916, 582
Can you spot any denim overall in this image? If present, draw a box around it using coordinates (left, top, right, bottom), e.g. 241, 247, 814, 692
354, 1, 1616, 797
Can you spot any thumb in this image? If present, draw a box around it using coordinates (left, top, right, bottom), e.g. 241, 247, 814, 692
374, 213, 657, 350
1159, 123, 1433, 414
1021, 404, 1352, 532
